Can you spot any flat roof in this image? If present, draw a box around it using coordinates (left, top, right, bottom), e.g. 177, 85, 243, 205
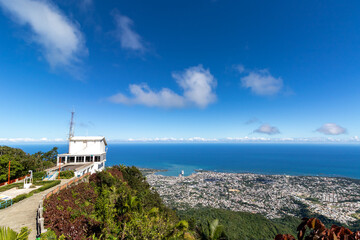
58, 153, 106, 157
70, 136, 107, 145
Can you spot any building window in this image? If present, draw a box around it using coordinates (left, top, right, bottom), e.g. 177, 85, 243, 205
59, 157, 66, 163
68, 157, 75, 163
86, 156, 92, 162
94, 156, 100, 162
77, 156, 84, 162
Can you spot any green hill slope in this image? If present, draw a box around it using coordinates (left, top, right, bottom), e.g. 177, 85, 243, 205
177, 208, 300, 240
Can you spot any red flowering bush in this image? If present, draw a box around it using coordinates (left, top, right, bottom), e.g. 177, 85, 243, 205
275, 217, 360, 240
43, 182, 100, 240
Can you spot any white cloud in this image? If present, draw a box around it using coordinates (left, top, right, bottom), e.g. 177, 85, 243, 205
126, 137, 219, 143
316, 123, 347, 135
108, 136, 360, 143
254, 124, 280, 135
109, 84, 185, 108
113, 12, 144, 51
240, 69, 283, 96
0, 0, 86, 69
109, 65, 217, 108
0, 137, 65, 143
172, 65, 217, 108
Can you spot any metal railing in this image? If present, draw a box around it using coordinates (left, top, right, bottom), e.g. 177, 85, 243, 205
0, 174, 30, 187
0, 199, 12, 209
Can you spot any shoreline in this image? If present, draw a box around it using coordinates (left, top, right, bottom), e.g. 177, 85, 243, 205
138, 167, 168, 176
135, 166, 360, 181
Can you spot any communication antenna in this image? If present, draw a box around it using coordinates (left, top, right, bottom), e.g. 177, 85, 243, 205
69, 110, 75, 140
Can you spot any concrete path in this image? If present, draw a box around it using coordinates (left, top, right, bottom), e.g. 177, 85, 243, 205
1, 186, 41, 199
0, 179, 72, 239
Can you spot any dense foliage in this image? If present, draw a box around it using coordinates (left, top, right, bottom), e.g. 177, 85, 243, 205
0, 146, 58, 182
43, 165, 194, 239
178, 208, 300, 240
59, 170, 74, 179
0, 226, 30, 240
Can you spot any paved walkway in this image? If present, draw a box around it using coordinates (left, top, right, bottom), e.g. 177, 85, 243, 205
0, 179, 72, 239
1, 185, 41, 199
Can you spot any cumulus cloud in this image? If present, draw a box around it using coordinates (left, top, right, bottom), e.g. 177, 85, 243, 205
239, 68, 283, 96
109, 84, 185, 108
109, 65, 217, 108
113, 12, 144, 51
316, 123, 347, 135
254, 124, 280, 135
0, 0, 86, 69
172, 65, 217, 108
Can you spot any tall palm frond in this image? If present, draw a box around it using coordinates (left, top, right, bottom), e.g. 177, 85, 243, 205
0, 226, 30, 240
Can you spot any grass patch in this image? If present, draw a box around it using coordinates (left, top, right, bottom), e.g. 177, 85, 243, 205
0, 183, 23, 192
12, 180, 61, 204
59, 170, 74, 179
0, 179, 58, 193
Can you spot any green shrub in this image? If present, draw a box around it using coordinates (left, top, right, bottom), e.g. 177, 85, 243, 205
0, 183, 23, 192
13, 193, 31, 203
40, 229, 58, 240
59, 170, 74, 179
33, 171, 46, 180
33, 180, 60, 193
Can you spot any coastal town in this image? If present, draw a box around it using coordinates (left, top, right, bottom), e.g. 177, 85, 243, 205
146, 171, 360, 224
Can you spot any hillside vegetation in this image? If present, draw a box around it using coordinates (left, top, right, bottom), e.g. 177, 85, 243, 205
178, 208, 300, 240
40, 165, 360, 240
43, 166, 195, 239
0, 146, 58, 182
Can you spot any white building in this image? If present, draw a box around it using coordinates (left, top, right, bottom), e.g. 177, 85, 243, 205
57, 136, 107, 176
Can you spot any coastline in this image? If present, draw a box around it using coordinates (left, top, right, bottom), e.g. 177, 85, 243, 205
11, 143, 360, 179
144, 167, 360, 180
138, 167, 168, 176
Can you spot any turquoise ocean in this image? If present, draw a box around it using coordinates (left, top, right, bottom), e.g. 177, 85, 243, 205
6, 143, 360, 179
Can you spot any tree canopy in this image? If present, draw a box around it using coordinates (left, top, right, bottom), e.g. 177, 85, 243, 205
0, 146, 58, 182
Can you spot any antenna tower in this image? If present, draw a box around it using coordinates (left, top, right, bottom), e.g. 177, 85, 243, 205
69, 110, 75, 140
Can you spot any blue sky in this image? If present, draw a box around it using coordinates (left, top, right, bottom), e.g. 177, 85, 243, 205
0, 0, 359, 143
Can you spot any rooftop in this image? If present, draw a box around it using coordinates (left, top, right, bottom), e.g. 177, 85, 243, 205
70, 136, 107, 145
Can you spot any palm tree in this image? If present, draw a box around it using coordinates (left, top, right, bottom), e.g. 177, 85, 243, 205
198, 219, 227, 240
0, 226, 30, 240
